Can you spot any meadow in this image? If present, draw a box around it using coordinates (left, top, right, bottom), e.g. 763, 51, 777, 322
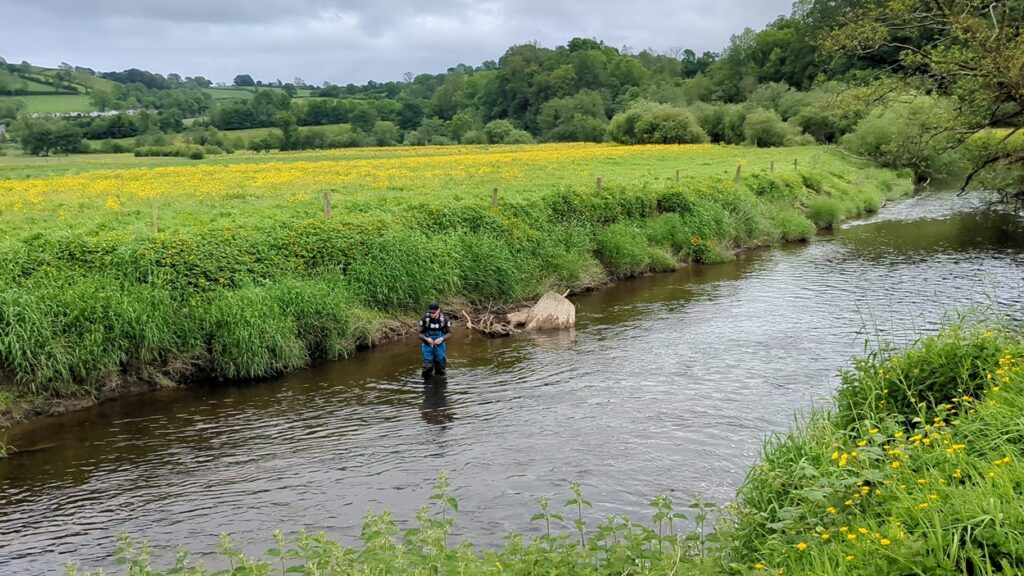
0, 143, 910, 418
0, 94, 96, 114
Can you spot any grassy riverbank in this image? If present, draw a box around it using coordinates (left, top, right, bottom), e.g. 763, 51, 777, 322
66, 320, 1024, 575
0, 143, 909, 423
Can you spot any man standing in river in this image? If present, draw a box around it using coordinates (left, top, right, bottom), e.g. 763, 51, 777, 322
420, 303, 451, 379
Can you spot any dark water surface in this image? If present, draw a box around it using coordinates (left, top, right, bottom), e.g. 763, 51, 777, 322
1, 191, 1022, 574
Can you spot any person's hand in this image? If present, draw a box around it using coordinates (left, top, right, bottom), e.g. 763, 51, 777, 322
434, 338, 444, 346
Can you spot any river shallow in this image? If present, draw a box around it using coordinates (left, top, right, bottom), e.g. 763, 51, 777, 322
1, 190, 1022, 574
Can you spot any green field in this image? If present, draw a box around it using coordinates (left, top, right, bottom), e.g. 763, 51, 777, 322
203, 86, 256, 100
0, 94, 96, 114
203, 86, 315, 100
5, 77, 57, 93
33, 68, 120, 92
221, 121, 352, 141
0, 143, 909, 414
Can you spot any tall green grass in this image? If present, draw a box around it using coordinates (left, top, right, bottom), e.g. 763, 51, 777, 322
67, 320, 1024, 575
0, 163, 910, 404
724, 322, 1024, 575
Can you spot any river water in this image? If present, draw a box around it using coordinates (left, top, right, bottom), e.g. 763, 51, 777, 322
1, 190, 1022, 574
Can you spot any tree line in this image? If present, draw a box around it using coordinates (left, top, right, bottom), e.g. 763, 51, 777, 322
3, 0, 1021, 192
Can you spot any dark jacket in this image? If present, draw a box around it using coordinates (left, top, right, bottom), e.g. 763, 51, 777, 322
420, 312, 451, 336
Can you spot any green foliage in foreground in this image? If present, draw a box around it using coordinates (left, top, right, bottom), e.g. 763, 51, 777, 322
66, 322, 1024, 575
0, 163, 907, 402
726, 322, 1024, 575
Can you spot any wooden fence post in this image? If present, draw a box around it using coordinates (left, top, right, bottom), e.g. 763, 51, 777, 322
794, 158, 799, 170
324, 190, 333, 217
734, 163, 743, 184
596, 177, 603, 190
491, 187, 498, 208
675, 169, 680, 183
151, 196, 159, 234
770, 161, 776, 174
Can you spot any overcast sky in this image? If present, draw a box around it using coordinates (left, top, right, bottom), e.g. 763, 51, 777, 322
1, 0, 793, 85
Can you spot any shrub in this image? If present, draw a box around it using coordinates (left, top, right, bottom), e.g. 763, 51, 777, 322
345, 228, 458, 310
643, 213, 690, 253
595, 223, 652, 277
134, 145, 206, 160
743, 109, 793, 148
372, 121, 401, 147
504, 129, 535, 144
454, 232, 537, 303
608, 101, 708, 144
840, 95, 961, 181
460, 130, 487, 145
100, 140, 133, 154
483, 119, 516, 144
806, 196, 843, 229
203, 287, 308, 379
267, 276, 373, 360
774, 208, 816, 241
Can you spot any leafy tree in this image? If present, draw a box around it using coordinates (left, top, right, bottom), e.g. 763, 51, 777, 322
827, 0, 1024, 192
210, 101, 260, 130
188, 76, 213, 88
609, 58, 648, 88
52, 69, 72, 93
571, 50, 610, 90
686, 103, 752, 145
158, 109, 185, 133
101, 68, 171, 90
538, 90, 608, 142
233, 74, 256, 87
274, 112, 300, 150
12, 118, 85, 156
841, 95, 960, 181
483, 119, 516, 144
743, 108, 807, 147
460, 130, 487, 144
431, 70, 466, 120
504, 129, 535, 144
84, 113, 141, 139
397, 100, 426, 130
372, 121, 401, 146
680, 75, 715, 104
90, 88, 116, 111
0, 98, 25, 123
445, 113, 476, 142
608, 101, 708, 144
349, 106, 379, 133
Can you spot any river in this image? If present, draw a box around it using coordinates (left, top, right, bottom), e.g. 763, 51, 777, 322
1, 190, 1022, 574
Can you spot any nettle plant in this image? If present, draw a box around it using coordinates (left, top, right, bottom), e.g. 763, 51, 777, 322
67, 472, 723, 576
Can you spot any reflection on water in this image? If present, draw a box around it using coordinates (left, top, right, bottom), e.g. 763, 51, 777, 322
422, 377, 454, 427
0, 190, 1021, 575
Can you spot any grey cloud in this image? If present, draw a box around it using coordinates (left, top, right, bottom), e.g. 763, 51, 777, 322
0, 0, 792, 83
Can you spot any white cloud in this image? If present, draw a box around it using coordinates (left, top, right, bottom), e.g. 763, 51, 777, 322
0, 0, 792, 83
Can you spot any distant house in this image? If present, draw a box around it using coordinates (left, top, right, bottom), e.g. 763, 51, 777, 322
29, 109, 141, 120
